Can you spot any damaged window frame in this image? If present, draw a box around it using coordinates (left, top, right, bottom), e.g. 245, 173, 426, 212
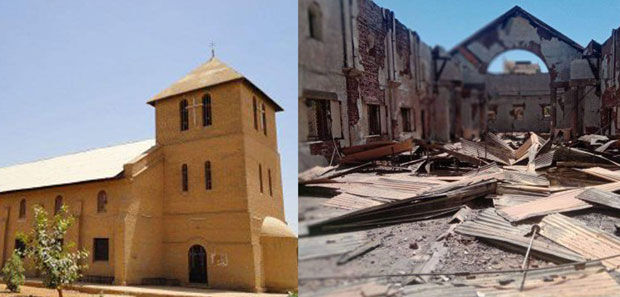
541, 104, 552, 118
307, 98, 334, 141
511, 103, 525, 120
400, 107, 412, 132
308, 2, 323, 41
368, 104, 382, 136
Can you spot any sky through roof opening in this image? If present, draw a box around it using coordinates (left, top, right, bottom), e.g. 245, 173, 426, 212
487, 49, 549, 74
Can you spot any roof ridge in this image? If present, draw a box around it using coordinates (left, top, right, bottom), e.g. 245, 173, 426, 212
449, 5, 583, 55
0, 138, 155, 170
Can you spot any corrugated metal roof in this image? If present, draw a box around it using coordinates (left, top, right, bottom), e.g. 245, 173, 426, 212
456, 261, 620, 297
455, 209, 584, 262
576, 188, 620, 210
539, 213, 620, 269
0, 139, 155, 193
403, 283, 477, 297
299, 231, 368, 261
498, 181, 620, 222
576, 166, 620, 182
148, 57, 283, 111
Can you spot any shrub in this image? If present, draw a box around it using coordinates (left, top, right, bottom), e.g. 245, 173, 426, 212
1, 250, 25, 292
20, 205, 88, 297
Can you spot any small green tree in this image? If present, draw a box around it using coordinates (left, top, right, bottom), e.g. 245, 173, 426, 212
1, 250, 25, 292
19, 205, 88, 297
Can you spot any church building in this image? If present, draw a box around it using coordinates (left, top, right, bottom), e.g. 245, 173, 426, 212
0, 57, 297, 293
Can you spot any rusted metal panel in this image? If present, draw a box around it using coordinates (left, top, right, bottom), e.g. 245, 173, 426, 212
460, 139, 512, 165
299, 231, 368, 261
490, 194, 541, 209
323, 193, 383, 210
456, 261, 620, 297
576, 188, 620, 210
340, 139, 413, 163
340, 141, 395, 155
575, 166, 620, 182
455, 209, 583, 262
309, 179, 497, 235
539, 213, 620, 269
498, 181, 620, 222
403, 283, 477, 297
502, 171, 550, 187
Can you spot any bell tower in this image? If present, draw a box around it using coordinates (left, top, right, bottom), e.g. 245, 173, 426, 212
146, 55, 287, 291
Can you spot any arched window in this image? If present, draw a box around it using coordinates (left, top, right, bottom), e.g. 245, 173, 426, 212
180, 99, 189, 131
258, 163, 264, 193
19, 199, 26, 219
204, 161, 212, 190
308, 2, 323, 40
202, 95, 212, 127
54, 195, 63, 215
97, 191, 107, 213
253, 97, 258, 130
268, 169, 273, 196
182, 164, 188, 192
261, 103, 267, 136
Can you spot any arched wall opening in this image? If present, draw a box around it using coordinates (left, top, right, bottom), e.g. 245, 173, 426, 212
487, 50, 549, 74
484, 49, 552, 133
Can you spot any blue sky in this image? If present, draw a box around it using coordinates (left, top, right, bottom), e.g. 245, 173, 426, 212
375, 0, 620, 72
0, 1, 298, 232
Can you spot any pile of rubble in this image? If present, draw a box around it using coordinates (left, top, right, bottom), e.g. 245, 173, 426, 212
298, 133, 620, 297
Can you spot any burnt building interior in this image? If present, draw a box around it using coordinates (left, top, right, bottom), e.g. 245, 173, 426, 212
299, 1, 620, 171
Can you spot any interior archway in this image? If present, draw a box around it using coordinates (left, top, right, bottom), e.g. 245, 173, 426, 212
484, 49, 551, 133
487, 49, 549, 74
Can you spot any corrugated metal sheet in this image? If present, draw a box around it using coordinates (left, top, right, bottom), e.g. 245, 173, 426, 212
575, 166, 620, 181
457, 261, 620, 297
461, 139, 511, 165
455, 209, 584, 262
576, 188, 620, 209
403, 283, 477, 297
299, 231, 368, 261
534, 150, 554, 169
539, 213, 620, 269
324, 193, 383, 210
502, 171, 549, 187
498, 181, 620, 222
490, 194, 541, 209
302, 281, 397, 297
309, 179, 497, 235
0, 139, 155, 193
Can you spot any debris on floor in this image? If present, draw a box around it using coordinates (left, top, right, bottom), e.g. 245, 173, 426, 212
299, 132, 620, 296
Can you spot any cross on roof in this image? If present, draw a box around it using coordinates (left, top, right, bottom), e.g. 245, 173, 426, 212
210, 42, 216, 58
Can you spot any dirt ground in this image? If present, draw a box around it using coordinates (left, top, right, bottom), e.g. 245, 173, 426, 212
298, 189, 620, 295
0, 285, 132, 297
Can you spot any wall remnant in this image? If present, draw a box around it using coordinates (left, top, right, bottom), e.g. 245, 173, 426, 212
298, 2, 620, 170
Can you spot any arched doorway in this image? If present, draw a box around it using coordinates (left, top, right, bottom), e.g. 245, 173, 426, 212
188, 245, 207, 284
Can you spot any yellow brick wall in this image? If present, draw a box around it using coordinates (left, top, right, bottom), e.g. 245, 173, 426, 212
0, 179, 126, 278
153, 81, 262, 291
